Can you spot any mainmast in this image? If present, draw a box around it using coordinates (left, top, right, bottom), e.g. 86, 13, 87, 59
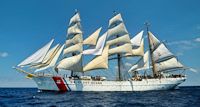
145, 22, 158, 77
116, 36, 122, 81
114, 11, 122, 81
107, 12, 132, 81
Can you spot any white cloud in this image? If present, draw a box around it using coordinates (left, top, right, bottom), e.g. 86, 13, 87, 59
125, 62, 132, 67
196, 25, 200, 30
166, 38, 200, 56
189, 68, 198, 73
167, 40, 196, 51
194, 38, 200, 42
167, 37, 200, 50
0, 52, 8, 58
176, 52, 183, 56
167, 40, 192, 46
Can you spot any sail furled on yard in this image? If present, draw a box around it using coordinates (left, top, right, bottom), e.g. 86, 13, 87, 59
83, 32, 107, 55
107, 13, 132, 55
56, 12, 83, 72
83, 27, 102, 45
18, 39, 54, 67
83, 45, 109, 71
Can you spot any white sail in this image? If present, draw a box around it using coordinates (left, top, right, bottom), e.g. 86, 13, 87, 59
154, 57, 184, 72
40, 44, 60, 64
35, 45, 64, 72
131, 31, 143, 47
56, 11, 83, 73
132, 38, 144, 56
109, 13, 123, 27
107, 23, 128, 39
128, 51, 149, 72
83, 46, 109, 71
57, 54, 83, 72
83, 32, 107, 55
106, 34, 131, 46
31, 44, 60, 68
63, 43, 83, 55
67, 23, 82, 36
69, 13, 81, 26
18, 39, 54, 67
108, 43, 132, 55
153, 43, 174, 62
148, 31, 160, 50
65, 34, 83, 47
107, 13, 132, 56
83, 27, 102, 45
126, 38, 144, 56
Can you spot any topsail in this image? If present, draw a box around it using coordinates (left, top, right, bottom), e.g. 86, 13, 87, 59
107, 13, 132, 55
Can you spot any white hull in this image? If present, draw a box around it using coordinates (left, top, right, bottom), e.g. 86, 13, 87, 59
33, 76, 186, 92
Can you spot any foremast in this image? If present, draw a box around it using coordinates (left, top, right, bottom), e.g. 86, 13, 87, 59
71, 10, 82, 76
56, 10, 108, 74
56, 10, 83, 74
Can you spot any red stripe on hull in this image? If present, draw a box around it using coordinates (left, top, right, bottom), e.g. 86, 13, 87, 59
52, 76, 67, 92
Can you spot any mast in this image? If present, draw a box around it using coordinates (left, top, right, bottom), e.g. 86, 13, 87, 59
71, 9, 79, 76
117, 35, 122, 81
145, 22, 158, 77
107, 12, 132, 81
114, 11, 121, 81
56, 9, 83, 75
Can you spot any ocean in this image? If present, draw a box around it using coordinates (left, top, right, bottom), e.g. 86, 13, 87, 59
0, 86, 200, 107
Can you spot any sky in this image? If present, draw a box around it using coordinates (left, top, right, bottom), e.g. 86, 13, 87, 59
0, 0, 200, 87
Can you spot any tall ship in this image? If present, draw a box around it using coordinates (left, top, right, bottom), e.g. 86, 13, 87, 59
14, 11, 189, 92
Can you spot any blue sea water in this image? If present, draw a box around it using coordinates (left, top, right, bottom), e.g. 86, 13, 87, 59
0, 86, 200, 107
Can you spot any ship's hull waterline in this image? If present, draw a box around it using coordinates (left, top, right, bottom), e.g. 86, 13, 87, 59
33, 76, 186, 92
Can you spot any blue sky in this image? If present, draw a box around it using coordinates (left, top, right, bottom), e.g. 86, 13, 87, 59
0, 0, 200, 87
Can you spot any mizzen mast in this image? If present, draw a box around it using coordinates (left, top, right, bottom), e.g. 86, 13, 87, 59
145, 22, 158, 77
